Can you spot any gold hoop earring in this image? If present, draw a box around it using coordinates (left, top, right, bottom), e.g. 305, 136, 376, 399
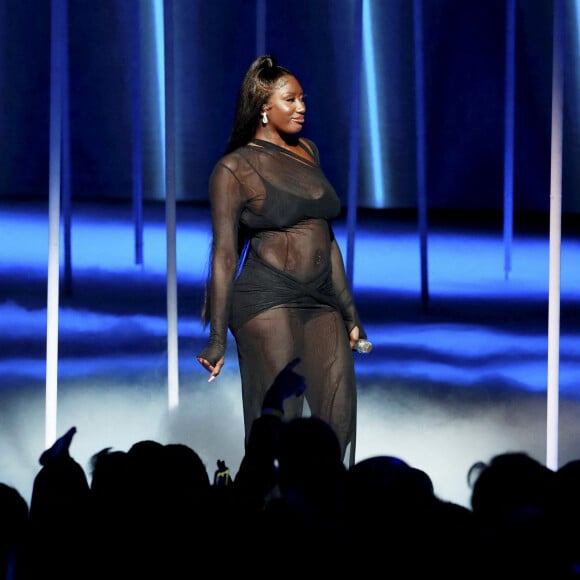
262, 111, 268, 125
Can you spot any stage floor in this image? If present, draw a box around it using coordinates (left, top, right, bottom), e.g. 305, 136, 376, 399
1, 200, 579, 508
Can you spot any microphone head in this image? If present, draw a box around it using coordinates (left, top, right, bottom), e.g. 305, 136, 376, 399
356, 339, 373, 354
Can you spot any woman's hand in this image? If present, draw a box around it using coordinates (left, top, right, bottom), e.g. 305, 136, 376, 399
349, 325, 373, 353
197, 355, 225, 382
348, 326, 361, 350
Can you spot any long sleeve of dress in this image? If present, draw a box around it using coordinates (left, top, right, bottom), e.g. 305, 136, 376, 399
329, 227, 367, 341
198, 160, 245, 366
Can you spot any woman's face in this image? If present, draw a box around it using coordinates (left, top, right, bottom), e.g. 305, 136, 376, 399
263, 75, 306, 136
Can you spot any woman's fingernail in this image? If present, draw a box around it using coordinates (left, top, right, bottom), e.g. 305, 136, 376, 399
208, 376, 216, 383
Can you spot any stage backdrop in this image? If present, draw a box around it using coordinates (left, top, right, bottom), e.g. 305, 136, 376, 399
0, 0, 578, 212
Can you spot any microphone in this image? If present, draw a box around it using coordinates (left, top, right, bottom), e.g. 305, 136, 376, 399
355, 339, 373, 354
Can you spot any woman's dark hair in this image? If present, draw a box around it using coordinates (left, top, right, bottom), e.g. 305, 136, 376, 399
225, 54, 293, 154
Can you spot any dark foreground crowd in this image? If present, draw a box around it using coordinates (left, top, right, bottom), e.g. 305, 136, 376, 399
2, 363, 580, 580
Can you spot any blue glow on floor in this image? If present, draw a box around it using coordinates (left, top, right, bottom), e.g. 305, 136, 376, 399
1, 200, 580, 508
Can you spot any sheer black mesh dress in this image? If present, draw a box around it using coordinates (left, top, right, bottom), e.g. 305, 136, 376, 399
199, 137, 367, 465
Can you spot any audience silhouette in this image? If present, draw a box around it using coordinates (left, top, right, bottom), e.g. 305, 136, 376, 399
554, 459, 580, 576
468, 451, 570, 579
2, 365, 578, 579
19, 426, 91, 580
0, 483, 28, 580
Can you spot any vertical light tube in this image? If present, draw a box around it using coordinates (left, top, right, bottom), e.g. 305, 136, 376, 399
46, 0, 67, 448
362, 0, 385, 206
256, 0, 266, 55
61, 11, 72, 297
0, 2, 4, 103
345, 0, 363, 287
413, 0, 429, 309
503, 0, 516, 280
546, 0, 564, 470
132, 2, 144, 266
575, 1, 580, 104
162, 0, 179, 409
153, 1, 166, 175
